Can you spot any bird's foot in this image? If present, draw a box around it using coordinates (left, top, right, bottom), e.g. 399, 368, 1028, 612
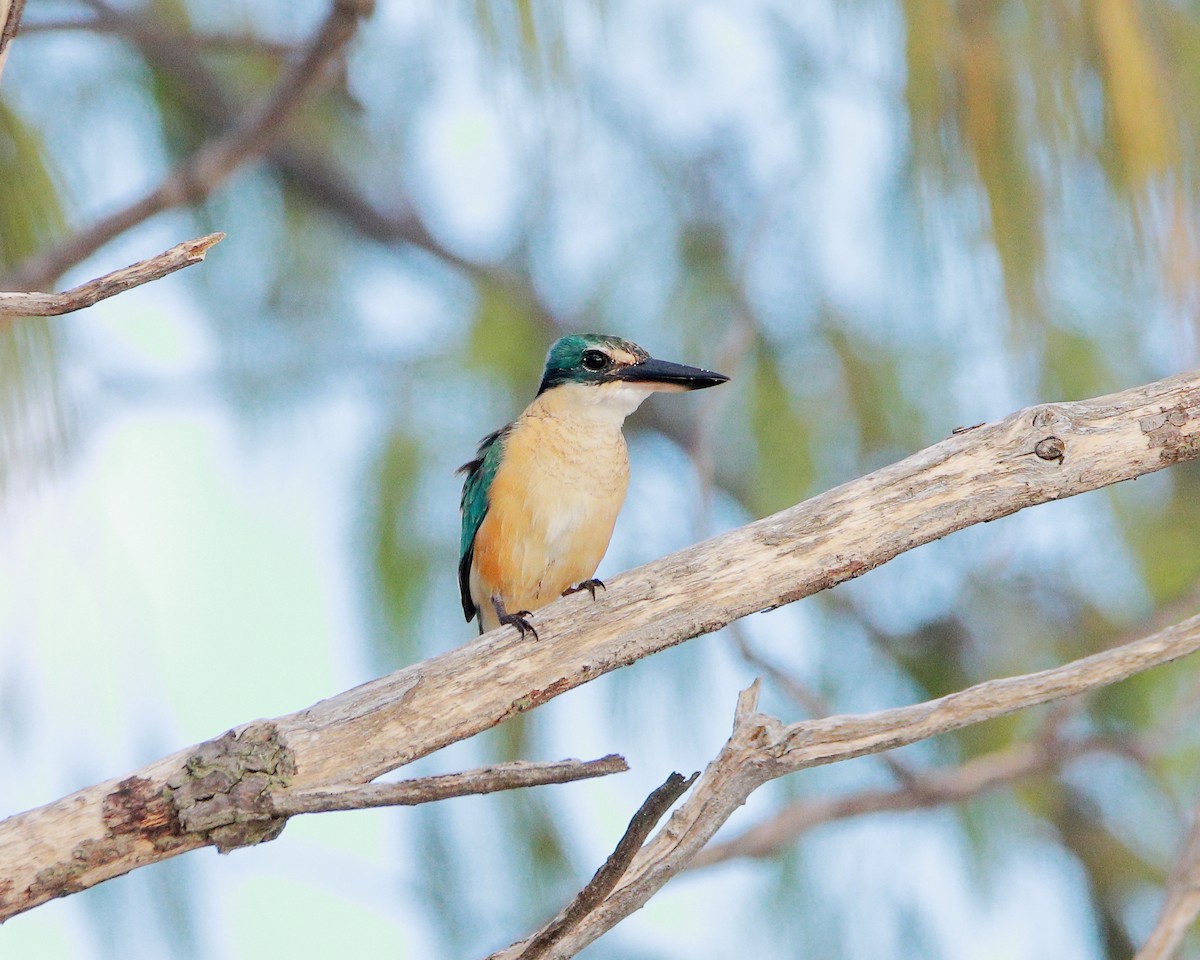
497, 608, 539, 641
562, 578, 606, 601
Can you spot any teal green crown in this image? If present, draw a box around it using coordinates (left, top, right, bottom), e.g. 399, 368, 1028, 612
537, 334, 649, 394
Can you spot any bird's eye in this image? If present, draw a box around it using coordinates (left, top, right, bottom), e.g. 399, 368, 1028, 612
581, 350, 610, 372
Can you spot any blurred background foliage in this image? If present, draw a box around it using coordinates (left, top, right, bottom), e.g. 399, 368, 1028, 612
1, 0, 1199, 958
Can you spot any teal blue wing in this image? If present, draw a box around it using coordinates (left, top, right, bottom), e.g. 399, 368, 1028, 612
457, 426, 509, 623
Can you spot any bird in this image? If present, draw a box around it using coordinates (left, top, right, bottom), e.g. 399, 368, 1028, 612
458, 333, 729, 639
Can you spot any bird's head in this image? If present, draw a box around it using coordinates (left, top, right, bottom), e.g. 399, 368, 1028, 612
537, 334, 729, 414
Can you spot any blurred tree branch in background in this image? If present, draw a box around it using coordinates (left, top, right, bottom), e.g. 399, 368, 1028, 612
1, 0, 374, 292
1, 369, 1198, 959
8, 0, 498, 294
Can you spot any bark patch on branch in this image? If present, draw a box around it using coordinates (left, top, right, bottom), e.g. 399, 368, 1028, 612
104, 776, 179, 842
166, 723, 295, 853
1141, 407, 1196, 463
18, 779, 190, 911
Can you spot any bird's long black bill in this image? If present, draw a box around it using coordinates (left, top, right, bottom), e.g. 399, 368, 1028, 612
616, 357, 729, 390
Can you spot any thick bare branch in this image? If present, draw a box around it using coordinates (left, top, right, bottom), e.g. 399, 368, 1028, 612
0, 233, 223, 317
1135, 801, 1200, 960
2, 0, 373, 292
1, 370, 1199, 921
271, 756, 628, 816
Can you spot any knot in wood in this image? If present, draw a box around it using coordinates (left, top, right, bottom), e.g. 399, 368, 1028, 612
1030, 405, 1070, 430
166, 723, 296, 853
1034, 436, 1065, 462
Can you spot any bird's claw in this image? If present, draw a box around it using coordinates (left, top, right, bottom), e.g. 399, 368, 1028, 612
562, 578, 606, 601
499, 610, 539, 641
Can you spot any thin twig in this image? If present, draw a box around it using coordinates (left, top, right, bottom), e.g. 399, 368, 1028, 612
3, 0, 374, 291
0, 233, 224, 317
508, 771, 698, 960
270, 755, 628, 816
1134, 801, 1200, 960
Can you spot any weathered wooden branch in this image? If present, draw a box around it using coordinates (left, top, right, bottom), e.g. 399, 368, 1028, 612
687, 730, 1121, 869
0, 233, 223, 317
2, 0, 374, 292
494, 616, 1200, 957
1, 369, 1198, 924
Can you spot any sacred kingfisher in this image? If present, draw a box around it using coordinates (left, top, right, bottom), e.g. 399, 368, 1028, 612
458, 334, 729, 639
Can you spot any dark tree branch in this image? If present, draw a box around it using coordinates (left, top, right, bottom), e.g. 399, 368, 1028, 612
17, 2, 740, 494
17, 0, 514, 295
